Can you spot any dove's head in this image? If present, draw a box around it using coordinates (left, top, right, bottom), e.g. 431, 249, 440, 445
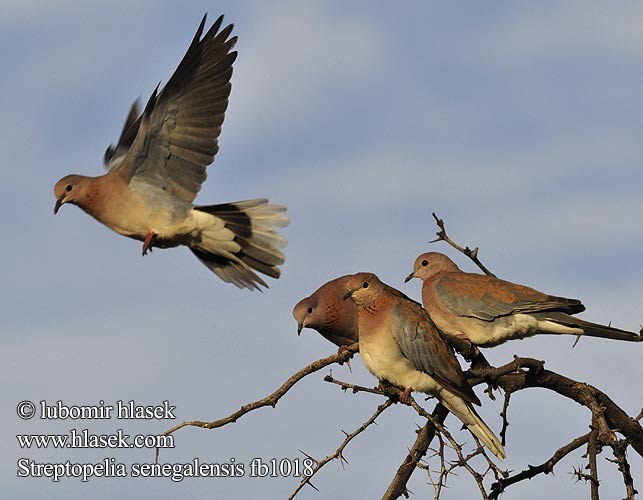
293, 276, 358, 345
342, 272, 384, 307
293, 295, 319, 335
54, 174, 91, 214
405, 252, 460, 283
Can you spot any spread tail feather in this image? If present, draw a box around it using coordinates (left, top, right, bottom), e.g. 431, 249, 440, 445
539, 312, 642, 342
192, 199, 288, 290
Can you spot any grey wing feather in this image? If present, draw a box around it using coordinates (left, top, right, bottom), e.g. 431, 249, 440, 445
392, 303, 480, 405
104, 99, 141, 170
116, 14, 237, 203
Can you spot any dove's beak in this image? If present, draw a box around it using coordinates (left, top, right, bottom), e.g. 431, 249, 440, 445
404, 271, 416, 283
342, 290, 354, 301
297, 322, 303, 336
54, 195, 66, 214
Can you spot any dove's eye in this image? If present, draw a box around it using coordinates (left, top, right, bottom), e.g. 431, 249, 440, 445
362, 282, 369, 288
421, 260, 428, 267
65, 184, 73, 192
307, 307, 313, 314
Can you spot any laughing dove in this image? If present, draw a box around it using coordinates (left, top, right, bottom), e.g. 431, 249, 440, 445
53, 15, 287, 290
293, 276, 359, 347
405, 252, 642, 346
343, 272, 505, 460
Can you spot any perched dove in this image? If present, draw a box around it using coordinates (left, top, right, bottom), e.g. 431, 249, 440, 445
293, 276, 359, 347
53, 15, 287, 290
405, 252, 642, 346
343, 272, 505, 460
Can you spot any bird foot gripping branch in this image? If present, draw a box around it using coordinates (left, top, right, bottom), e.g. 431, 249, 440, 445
399, 387, 412, 404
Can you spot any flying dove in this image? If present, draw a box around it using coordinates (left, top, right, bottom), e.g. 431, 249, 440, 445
343, 272, 505, 460
405, 252, 642, 346
293, 276, 359, 347
53, 15, 287, 290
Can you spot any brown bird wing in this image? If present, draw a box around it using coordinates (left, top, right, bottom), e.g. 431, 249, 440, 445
115, 14, 237, 203
391, 302, 480, 406
436, 273, 585, 322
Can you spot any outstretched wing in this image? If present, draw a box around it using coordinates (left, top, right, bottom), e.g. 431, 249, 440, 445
437, 273, 585, 321
391, 302, 480, 405
115, 14, 237, 203
104, 100, 141, 171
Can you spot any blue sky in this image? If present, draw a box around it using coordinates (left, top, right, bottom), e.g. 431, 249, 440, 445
3, 1, 642, 499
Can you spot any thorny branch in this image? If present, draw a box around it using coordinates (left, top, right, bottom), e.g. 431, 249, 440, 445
326, 356, 643, 500
381, 404, 449, 500
324, 374, 506, 499
158, 345, 642, 499
587, 414, 601, 500
499, 391, 511, 446
288, 400, 394, 500
608, 439, 638, 500
155, 343, 358, 462
157, 215, 642, 499
430, 212, 496, 277
467, 357, 643, 458
488, 433, 590, 499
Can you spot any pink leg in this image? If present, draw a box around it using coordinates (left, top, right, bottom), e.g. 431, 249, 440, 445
399, 387, 412, 404
142, 231, 156, 256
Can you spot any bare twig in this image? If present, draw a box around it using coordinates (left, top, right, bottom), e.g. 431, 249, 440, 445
430, 212, 496, 277
608, 439, 638, 500
587, 415, 601, 500
156, 343, 358, 462
408, 399, 492, 499
489, 433, 590, 499
323, 373, 387, 397
289, 400, 393, 500
499, 391, 511, 446
326, 374, 501, 498
381, 404, 449, 500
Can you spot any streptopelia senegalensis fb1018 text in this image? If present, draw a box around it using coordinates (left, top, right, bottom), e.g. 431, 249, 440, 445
405, 252, 642, 346
343, 272, 505, 460
293, 276, 359, 348
53, 15, 287, 290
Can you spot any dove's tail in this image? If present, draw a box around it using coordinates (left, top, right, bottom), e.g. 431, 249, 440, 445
535, 312, 642, 342
191, 199, 288, 290
440, 392, 506, 460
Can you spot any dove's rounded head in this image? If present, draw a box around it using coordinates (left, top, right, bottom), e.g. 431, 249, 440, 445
293, 296, 318, 335
293, 275, 359, 345
343, 272, 383, 307
54, 174, 89, 214
405, 252, 460, 283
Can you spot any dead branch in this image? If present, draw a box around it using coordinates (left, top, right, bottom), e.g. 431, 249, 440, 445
468, 357, 643, 458
156, 343, 358, 462
499, 391, 511, 446
381, 404, 449, 500
587, 414, 601, 500
489, 433, 590, 499
608, 438, 638, 500
289, 400, 393, 500
430, 212, 496, 277
325, 374, 505, 499
408, 398, 498, 500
